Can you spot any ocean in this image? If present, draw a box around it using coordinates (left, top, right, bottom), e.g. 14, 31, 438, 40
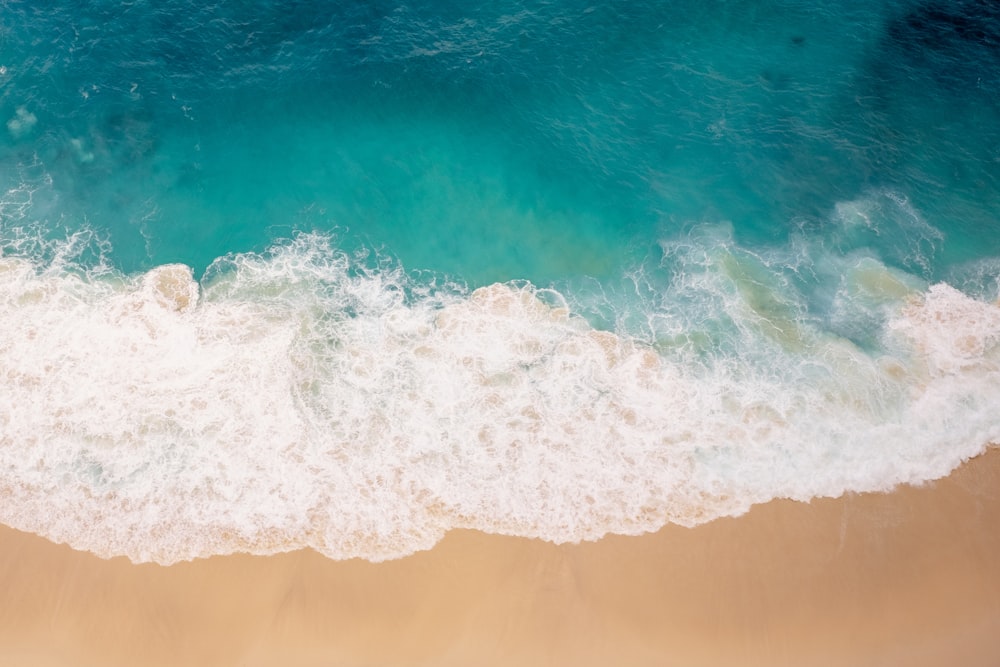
1, 0, 999, 564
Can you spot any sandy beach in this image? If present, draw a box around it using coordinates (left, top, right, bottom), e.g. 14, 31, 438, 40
2, 447, 999, 667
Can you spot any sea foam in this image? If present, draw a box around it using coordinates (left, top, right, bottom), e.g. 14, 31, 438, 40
1, 232, 999, 563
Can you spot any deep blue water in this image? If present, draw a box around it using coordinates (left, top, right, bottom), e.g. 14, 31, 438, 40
2, 0, 1000, 562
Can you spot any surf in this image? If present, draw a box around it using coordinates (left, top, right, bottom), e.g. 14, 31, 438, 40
1, 226, 997, 564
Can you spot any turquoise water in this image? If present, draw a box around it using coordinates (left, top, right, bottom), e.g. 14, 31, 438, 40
2, 0, 1000, 562
6, 0, 998, 283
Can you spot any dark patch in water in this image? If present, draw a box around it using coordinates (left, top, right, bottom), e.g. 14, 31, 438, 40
888, 0, 1000, 52
882, 0, 1000, 91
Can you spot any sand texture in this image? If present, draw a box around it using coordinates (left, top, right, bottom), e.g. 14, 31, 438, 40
2, 448, 1000, 666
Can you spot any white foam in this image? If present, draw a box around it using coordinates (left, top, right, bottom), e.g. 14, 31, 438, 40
1, 234, 998, 564
889, 283, 1000, 375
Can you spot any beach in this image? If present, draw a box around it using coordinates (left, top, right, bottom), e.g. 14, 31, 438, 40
2, 447, 998, 667
3, 2, 1000, 665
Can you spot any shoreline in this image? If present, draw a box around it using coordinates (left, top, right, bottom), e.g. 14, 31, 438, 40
2, 449, 1000, 666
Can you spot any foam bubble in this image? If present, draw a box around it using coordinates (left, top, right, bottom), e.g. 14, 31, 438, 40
0, 233, 998, 564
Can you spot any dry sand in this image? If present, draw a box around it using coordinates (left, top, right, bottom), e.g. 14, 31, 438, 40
2, 448, 1000, 667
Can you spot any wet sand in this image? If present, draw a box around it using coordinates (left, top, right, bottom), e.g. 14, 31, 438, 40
2, 448, 1000, 667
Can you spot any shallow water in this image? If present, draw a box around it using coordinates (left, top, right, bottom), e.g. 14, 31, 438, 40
2, 0, 1000, 562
